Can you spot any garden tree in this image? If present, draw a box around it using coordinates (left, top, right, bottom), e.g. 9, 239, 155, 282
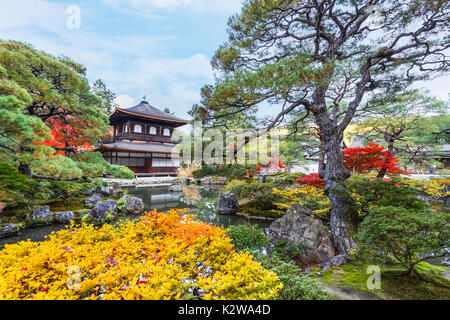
189, 0, 450, 253
353, 90, 447, 171
92, 79, 118, 113
357, 206, 450, 277
0, 40, 110, 178
0, 95, 52, 177
343, 143, 408, 177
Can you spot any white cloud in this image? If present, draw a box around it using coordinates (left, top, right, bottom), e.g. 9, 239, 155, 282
0, 0, 216, 120
114, 94, 136, 108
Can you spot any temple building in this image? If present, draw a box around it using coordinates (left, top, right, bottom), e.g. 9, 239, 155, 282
97, 100, 188, 176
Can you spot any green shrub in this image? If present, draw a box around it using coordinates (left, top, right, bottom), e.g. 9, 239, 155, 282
256, 253, 331, 300
226, 224, 270, 251
224, 180, 248, 199
356, 206, 450, 276
226, 223, 330, 300
272, 240, 307, 263
109, 165, 135, 179
192, 164, 251, 179
346, 175, 426, 217
71, 151, 110, 178
0, 162, 31, 208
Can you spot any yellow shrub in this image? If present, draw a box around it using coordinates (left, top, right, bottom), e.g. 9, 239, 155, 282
272, 186, 331, 216
399, 177, 450, 197
0, 209, 281, 300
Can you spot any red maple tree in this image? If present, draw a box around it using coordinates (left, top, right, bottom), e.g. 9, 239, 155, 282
296, 173, 326, 188
296, 144, 408, 188
41, 117, 98, 155
343, 143, 408, 175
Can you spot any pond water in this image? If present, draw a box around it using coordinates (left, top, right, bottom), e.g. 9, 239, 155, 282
124, 185, 272, 229
0, 185, 270, 249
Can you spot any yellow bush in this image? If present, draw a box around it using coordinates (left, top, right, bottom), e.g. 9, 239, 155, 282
272, 186, 331, 216
0, 209, 282, 300
399, 177, 450, 197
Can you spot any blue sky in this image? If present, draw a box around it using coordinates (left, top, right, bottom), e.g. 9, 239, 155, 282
0, 0, 245, 120
1, 0, 448, 122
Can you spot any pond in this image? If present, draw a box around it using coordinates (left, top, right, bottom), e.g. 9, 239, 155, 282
124, 185, 272, 229
0, 185, 270, 249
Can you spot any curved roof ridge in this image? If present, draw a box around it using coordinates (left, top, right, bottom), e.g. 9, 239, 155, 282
113, 101, 188, 123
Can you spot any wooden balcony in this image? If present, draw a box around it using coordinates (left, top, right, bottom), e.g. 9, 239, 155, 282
105, 133, 181, 144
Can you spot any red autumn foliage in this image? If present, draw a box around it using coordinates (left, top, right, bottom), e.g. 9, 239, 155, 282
343, 143, 408, 175
296, 173, 326, 188
41, 118, 96, 155
296, 144, 407, 188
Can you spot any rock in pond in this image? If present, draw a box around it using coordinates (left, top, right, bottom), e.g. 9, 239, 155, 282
88, 200, 118, 224
28, 206, 53, 223
267, 202, 335, 264
84, 194, 102, 206
168, 185, 183, 192
53, 211, 75, 224
0, 224, 19, 238
217, 192, 239, 215
126, 197, 144, 214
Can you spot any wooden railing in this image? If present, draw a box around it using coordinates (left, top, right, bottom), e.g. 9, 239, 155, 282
105, 133, 181, 144
150, 167, 178, 173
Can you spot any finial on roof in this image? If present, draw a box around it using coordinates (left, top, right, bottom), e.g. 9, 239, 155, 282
141, 95, 148, 104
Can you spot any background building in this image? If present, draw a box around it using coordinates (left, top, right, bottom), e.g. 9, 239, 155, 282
98, 100, 188, 176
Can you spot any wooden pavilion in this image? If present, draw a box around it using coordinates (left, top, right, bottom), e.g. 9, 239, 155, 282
97, 100, 188, 176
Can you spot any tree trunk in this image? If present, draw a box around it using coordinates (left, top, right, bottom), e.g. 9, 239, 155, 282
321, 135, 358, 253
19, 163, 32, 179
377, 141, 395, 179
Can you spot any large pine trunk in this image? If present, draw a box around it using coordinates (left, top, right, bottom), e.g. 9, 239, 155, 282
19, 163, 32, 179
321, 135, 358, 253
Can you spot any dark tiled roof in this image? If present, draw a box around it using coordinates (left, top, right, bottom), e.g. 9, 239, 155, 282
115, 101, 188, 123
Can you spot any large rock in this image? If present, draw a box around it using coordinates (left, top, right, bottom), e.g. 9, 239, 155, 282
217, 192, 239, 215
0, 224, 19, 238
89, 200, 118, 224
267, 202, 335, 264
331, 253, 352, 267
169, 185, 183, 192
84, 194, 102, 206
53, 211, 75, 224
28, 206, 52, 223
126, 197, 144, 214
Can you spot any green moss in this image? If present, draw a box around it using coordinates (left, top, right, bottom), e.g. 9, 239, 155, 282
320, 262, 375, 292
318, 262, 450, 300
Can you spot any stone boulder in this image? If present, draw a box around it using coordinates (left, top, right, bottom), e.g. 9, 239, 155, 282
267, 202, 335, 264
0, 224, 19, 238
53, 211, 75, 224
126, 197, 144, 214
331, 253, 352, 267
217, 192, 239, 215
84, 194, 102, 206
28, 206, 52, 223
89, 200, 118, 224
169, 185, 183, 192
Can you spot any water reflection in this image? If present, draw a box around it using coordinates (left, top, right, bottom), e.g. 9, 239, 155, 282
126, 185, 271, 229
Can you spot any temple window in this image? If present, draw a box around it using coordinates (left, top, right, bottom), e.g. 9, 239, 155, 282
134, 124, 142, 133
163, 128, 170, 136
149, 127, 157, 135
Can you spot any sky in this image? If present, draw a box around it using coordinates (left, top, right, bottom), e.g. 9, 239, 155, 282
0, 0, 448, 122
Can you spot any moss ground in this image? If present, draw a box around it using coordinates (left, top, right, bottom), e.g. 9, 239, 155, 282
316, 262, 450, 300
